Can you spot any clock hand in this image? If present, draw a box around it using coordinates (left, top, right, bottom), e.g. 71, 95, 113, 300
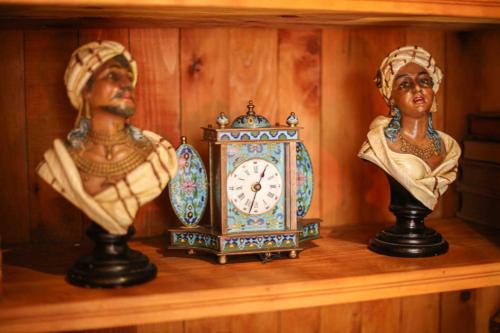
259, 165, 268, 181
248, 191, 258, 214
248, 165, 268, 213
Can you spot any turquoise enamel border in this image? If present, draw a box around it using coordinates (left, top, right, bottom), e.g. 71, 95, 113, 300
222, 234, 297, 253
171, 231, 219, 250
300, 221, 320, 241
218, 129, 298, 142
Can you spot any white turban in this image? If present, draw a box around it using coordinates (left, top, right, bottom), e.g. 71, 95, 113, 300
375, 45, 443, 106
64, 40, 138, 124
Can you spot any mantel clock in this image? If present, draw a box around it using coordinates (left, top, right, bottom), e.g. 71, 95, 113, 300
168, 101, 319, 264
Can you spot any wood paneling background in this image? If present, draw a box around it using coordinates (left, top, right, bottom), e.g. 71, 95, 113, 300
0, 27, 499, 245
76, 287, 500, 333
0, 25, 498, 333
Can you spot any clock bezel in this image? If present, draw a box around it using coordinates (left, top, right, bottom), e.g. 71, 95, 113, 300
226, 157, 284, 217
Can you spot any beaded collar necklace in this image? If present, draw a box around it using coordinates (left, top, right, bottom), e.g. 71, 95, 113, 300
398, 132, 440, 160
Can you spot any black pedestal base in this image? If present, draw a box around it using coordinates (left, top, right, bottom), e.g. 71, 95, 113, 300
67, 223, 157, 288
369, 224, 448, 257
368, 175, 449, 258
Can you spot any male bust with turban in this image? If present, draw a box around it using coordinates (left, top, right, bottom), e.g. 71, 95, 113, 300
37, 41, 178, 235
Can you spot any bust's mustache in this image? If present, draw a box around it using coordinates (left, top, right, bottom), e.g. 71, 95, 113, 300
113, 87, 134, 101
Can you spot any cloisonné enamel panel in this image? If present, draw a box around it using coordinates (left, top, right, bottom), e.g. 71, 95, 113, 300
225, 142, 286, 233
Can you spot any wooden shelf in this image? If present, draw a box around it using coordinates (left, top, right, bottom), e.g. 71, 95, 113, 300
0, 0, 499, 26
1, 218, 499, 332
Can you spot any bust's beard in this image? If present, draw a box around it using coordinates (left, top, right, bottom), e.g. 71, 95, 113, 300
100, 105, 136, 118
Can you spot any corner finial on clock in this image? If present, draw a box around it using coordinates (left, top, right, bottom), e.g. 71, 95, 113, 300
216, 112, 229, 128
181, 136, 187, 144
247, 100, 256, 116
287, 112, 299, 127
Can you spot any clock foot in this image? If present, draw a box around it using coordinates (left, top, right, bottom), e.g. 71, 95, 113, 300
187, 249, 195, 255
218, 255, 227, 264
289, 250, 298, 259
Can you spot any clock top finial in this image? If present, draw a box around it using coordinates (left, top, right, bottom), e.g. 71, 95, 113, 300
231, 100, 271, 129
247, 100, 256, 115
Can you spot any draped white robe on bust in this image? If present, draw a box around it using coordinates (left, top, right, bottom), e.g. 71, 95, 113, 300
37, 131, 178, 235
358, 116, 461, 210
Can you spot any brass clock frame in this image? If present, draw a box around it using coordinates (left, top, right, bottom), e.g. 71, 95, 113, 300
169, 103, 319, 264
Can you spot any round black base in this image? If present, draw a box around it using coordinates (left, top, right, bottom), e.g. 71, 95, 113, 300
67, 223, 157, 288
368, 175, 449, 258
369, 224, 449, 257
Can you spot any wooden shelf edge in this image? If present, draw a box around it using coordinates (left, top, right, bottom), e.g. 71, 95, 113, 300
0, 0, 499, 23
1, 263, 499, 332
1, 218, 499, 332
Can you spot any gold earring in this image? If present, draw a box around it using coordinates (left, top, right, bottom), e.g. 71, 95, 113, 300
84, 100, 91, 119
390, 101, 397, 116
431, 98, 438, 113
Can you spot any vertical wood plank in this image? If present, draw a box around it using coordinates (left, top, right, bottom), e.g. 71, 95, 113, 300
475, 286, 500, 333
25, 29, 82, 243
185, 313, 278, 333
400, 294, 440, 333
129, 29, 180, 150
180, 28, 229, 164
0, 241, 2, 294
361, 298, 402, 333
404, 29, 446, 219
232, 312, 279, 333
129, 28, 181, 237
136, 321, 184, 333
78, 28, 129, 47
0, 30, 30, 245
319, 303, 361, 333
229, 28, 278, 123
280, 307, 320, 333
278, 29, 321, 218
477, 31, 500, 113
185, 317, 231, 333
442, 32, 480, 217
321, 27, 405, 227
440, 290, 476, 333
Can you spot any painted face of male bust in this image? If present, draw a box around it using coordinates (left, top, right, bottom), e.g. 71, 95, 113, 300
84, 56, 136, 118
391, 62, 434, 119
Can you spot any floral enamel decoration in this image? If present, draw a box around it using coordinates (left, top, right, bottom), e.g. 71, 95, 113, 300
296, 142, 314, 218
168, 137, 208, 227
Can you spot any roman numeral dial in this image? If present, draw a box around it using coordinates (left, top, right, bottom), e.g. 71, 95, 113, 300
227, 158, 283, 215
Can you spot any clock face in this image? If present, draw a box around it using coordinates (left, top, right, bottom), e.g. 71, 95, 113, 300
227, 158, 283, 215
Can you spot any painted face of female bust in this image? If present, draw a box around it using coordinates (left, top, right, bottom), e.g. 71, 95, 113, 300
84, 56, 136, 118
391, 62, 434, 119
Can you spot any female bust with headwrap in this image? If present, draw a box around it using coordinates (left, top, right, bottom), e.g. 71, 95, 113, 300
359, 45, 461, 211
37, 41, 178, 236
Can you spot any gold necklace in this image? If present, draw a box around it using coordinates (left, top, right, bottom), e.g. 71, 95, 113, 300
87, 129, 130, 160
398, 132, 440, 160
69, 135, 153, 179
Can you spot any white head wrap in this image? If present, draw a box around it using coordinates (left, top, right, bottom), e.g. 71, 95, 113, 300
375, 45, 443, 107
64, 40, 137, 124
